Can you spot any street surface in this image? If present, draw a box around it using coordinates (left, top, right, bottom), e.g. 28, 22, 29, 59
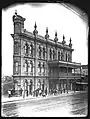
2, 92, 88, 117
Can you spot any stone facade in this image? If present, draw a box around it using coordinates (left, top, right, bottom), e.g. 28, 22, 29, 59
11, 11, 81, 96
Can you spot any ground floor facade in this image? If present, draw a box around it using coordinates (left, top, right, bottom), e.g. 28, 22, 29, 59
13, 76, 78, 97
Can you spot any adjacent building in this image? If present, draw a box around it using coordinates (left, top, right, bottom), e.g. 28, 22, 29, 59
11, 11, 82, 96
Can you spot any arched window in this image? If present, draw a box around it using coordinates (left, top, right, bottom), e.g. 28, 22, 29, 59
38, 62, 41, 73
15, 62, 18, 72
14, 42, 19, 54
66, 52, 69, 61
28, 61, 33, 73
25, 60, 28, 72
42, 62, 45, 73
60, 51, 61, 60
30, 43, 33, 56
25, 79, 28, 90
43, 47, 45, 59
24, 42, 29, 55
30, 61, 33, 72
38, 79, 41, 89
61, 51, 63, 60
53, 49, 55, 60
58, 51, 60, 60
68, 54, 71, 62
39, 45, 42, 58
66, 52, 67, 61
49, 48, 52, 60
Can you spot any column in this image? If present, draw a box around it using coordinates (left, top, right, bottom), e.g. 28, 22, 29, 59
34, 36, 36, 96
74, 63, 76, 92
23, 79, 25, 98
71, 80, 72, 90
67, 62, 68, 93
47, 79, 49, 95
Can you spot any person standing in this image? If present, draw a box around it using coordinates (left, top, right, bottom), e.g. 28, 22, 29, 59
20, 88, 23, 96
45, 87, 47, 96
8, 90, 11, 98
26, 90, 28, 97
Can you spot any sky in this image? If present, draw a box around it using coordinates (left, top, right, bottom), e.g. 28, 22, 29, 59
2, 3, 88, 77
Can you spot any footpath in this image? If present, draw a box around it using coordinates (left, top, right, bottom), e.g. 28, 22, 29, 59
2, 91, 87, 105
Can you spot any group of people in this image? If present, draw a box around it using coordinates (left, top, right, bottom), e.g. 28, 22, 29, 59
8, 87, 76, 98
33, 87, 47, 97
8, 89, 15, 98
49, 88, 68, 95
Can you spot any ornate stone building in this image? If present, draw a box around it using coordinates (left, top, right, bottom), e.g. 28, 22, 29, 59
11, 11, 81, 96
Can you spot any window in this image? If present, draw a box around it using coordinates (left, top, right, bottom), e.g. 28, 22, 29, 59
30, 43, 33, 56
53, 49, 55, 60
30, 61, 33, 72
42, 62, 45, 73
15, 62, 18, 72
25, 60, 28, 72
58, 51, 60, 60
66, 52, 69, 61
28, 61, 33, 73
49, 48, 52, 60
60, 51, 61, 60
58, 51, 62, 60
14, 42, 19, 54
68, 54, 71, 62
24, 42, 29, 55
38, 62, 41, 73
43, 47, 45, 59
39, 45, 42, 58
37, 79, 41, 89
61, 51, 63, 60
66, 52, 67, 61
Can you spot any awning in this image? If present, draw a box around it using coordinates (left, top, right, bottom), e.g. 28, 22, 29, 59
76, 82, 88, 84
